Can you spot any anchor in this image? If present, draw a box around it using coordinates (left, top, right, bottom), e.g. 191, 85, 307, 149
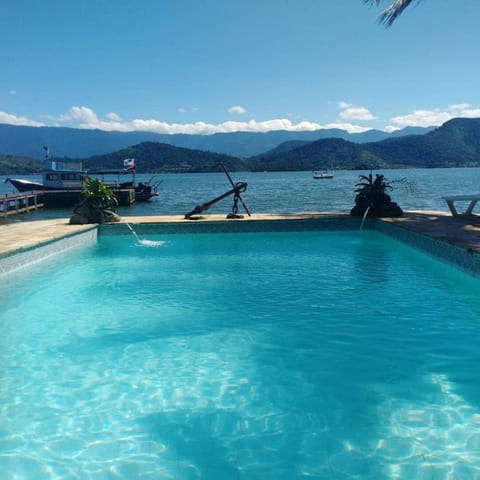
185, 163, 251, 220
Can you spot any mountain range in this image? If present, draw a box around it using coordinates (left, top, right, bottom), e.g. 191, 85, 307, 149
251, 117, 480, 171
0, 122, 431, 159
0, 117, 479, 174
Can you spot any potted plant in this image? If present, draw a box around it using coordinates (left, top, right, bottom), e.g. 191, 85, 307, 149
351, 172, 402, 217
70, 176, 120, 224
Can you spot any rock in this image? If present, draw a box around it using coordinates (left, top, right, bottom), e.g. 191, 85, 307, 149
69, 213, 89, 225
104, 210, 121, 223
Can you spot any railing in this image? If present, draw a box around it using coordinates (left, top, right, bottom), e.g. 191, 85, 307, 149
0, 192, 44, 218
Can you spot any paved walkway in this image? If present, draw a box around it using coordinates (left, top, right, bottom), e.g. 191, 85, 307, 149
0, 219, 96, 256
380, 210, 480, 251
1, 211, 480, 257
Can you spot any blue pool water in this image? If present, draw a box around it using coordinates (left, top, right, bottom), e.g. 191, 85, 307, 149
1, 230, 480, 479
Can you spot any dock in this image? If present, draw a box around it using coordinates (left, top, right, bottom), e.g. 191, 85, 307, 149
0, 192, 44, 218
40, 188, 135, 207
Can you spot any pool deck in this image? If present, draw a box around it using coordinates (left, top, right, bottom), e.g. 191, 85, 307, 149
1, 210, 480, 257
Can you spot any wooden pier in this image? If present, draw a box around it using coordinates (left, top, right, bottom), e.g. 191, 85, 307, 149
39, 188, 135, 207
1, 187, 135, 217
0, 192, 44, 217
2, 188, 135, 212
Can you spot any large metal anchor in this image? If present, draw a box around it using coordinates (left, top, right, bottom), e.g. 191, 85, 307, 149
185, 163, 251, 220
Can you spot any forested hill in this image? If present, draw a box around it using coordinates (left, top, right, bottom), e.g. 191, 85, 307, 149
0, 142, 247, 175
83, 142, 249, 173
250, 118, 480, 170
0, 154, 42, 175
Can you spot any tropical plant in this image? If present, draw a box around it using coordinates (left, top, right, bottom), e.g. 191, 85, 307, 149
70, 176, 119, 224
363, 0, 422, 27
351, 172, 403, 217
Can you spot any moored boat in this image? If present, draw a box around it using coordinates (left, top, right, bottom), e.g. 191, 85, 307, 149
89, 158, 160, 202
5, 150, 159, 205
313, 171, 334, 179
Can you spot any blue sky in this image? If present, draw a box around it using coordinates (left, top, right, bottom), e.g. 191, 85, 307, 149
1, 0, 479, 135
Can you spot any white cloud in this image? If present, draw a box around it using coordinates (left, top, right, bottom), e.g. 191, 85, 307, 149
9, 89, 16, 96
321, 122, 371, 133
125, 117, 322, 135
178, 107, 199, 113
62, 106, 100, 125
389, 109, 450, 128
37, 105, 370, 134
105, 112, 122, 121
449, 103, 471, 111
340, 106, 376, 121
384, 125, 401, 133
448, 103, 480, 116
0, 111, 43, 126
389, 103, 480, 129
338, 102, 376, 121
228, 105, 247, 115
7, 102, 478, 136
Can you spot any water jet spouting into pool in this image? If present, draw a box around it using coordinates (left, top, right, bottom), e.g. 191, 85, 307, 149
360, 205, 372, 230
125, 222, 165, 247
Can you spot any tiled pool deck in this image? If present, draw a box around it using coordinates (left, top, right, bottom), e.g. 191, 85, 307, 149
2, 210, 480, 276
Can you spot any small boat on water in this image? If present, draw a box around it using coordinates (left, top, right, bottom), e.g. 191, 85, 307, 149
5, 150, 160, 205
313, 171, 334, 179
90, 159, 161, 203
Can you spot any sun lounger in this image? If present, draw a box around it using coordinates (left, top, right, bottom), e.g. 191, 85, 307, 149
442, 194, 480, 217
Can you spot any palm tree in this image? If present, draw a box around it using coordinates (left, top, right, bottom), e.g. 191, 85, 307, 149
70, 176, 120, 224
351, 172, 403, 217
364, 0, 423, 27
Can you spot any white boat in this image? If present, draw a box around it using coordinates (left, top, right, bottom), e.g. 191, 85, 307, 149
5, 149, 159, 203
313, 171, 334, 179
6, 149, 86, 192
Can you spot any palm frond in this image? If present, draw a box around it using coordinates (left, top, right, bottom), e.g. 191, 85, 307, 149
363, 0, 423, 27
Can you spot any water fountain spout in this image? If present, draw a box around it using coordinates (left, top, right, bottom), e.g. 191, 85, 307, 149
360, 205, 372, 231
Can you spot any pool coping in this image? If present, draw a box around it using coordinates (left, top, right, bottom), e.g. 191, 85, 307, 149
1, 211, 480, 277
0, 220, 97, 258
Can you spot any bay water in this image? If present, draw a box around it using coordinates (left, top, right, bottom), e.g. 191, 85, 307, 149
1, 168, 479, 220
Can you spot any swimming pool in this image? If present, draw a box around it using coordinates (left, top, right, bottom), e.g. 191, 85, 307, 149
1, 229, 480, 479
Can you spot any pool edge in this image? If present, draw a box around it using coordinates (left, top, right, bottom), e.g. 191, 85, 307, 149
1, 212, 480, 278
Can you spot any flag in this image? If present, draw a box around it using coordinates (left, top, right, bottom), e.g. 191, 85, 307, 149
123, 158, 136, 172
